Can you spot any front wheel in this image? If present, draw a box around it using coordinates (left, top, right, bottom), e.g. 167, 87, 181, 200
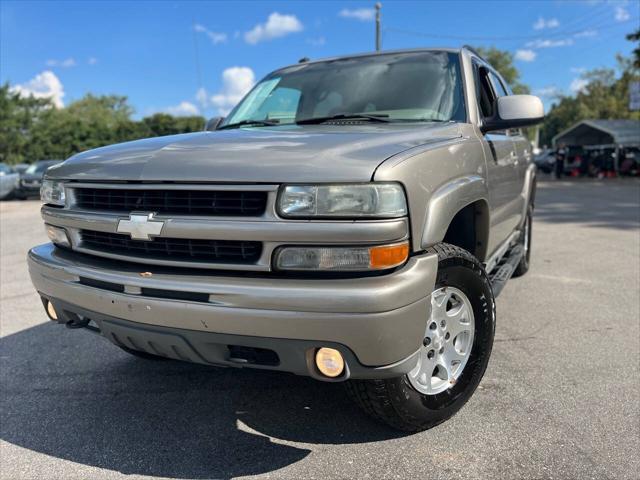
346, 243, 495, 431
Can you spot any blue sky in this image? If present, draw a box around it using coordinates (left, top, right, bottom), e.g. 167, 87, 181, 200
1, 0, 638, 117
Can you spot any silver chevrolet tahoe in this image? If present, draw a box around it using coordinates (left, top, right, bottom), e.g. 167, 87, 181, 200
28, 47, 542, 431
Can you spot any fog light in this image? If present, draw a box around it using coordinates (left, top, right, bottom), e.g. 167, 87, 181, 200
46, 301, 58, 321
315, 347, 345, 378
45, 224, 70, 248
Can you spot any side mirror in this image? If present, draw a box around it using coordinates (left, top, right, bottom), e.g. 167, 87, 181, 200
205, 116, 225, 131
481, 95, 544, 133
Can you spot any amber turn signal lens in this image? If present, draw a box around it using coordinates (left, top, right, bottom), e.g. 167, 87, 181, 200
315, 347, 345, 378
369, 242, 409, 270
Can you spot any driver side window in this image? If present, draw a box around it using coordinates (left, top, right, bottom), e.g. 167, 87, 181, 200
474, 63, 506, 135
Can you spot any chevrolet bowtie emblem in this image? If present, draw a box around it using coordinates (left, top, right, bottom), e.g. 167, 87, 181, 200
116, 213, 164, 240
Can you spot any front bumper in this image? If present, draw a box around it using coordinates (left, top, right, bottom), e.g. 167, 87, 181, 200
28, 243, 438, 379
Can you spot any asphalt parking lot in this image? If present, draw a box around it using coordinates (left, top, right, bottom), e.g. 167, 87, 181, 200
1, 179, 639, 480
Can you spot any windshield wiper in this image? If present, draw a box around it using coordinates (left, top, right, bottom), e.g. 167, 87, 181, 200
296, 113, 391, 125
217, 119, 279, 130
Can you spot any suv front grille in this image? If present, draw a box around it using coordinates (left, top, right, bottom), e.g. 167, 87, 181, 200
73, 188, 268, 217
80, 230, 262, 264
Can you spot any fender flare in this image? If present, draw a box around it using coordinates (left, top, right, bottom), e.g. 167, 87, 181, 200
420, 175, 490, 251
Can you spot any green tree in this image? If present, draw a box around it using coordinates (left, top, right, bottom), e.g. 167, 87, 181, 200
539, 55, 640, 145
0, 88, 205, 165
475, 47, 530, 94
0, 84, 52, 164
143, 113, 204, 137
627, 28, 640, 69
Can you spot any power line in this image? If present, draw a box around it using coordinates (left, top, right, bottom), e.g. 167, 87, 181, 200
191, 16, 204, 96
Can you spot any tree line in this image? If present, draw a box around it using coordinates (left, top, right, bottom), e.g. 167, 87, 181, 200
477, 42, 639, 147
1, 35, 638, 165
0, 88, 205, 165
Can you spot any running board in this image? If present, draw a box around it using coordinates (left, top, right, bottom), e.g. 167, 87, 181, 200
488, 244, 524, 298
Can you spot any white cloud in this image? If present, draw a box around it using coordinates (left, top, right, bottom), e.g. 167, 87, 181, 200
244, 13, 303, 44
515, 49, 537, 62
45, 57, 76, 68
570, 67, 586, 74
194, 23, 228, 45
533, 17, 560, 30
534, 86, 563, 98
88, 57, 98, 65
198, 67, 255, 115
570, 77, 589, 94
166, 101, 200, 117
526, 38, 574, 49
11, 71, 65, 108
196, 87, 209, 108
615, 6, 630, 22
307, 36, 326, 46
339, 8, 376, 22
574, 29, 597, 38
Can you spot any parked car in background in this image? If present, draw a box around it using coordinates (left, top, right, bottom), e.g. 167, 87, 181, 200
533, 149, 555, 173
16, 160, 63, 199
13, 163, 30, 175
0, 163, 20, 200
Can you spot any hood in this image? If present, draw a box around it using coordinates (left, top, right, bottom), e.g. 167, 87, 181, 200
48, 123, 462, 183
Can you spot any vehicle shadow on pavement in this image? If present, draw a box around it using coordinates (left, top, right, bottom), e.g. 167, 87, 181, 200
535, 179, 640, 230
0, 322, 404, 479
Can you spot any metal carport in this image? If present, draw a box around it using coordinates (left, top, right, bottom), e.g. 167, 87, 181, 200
552, 119, 640, 172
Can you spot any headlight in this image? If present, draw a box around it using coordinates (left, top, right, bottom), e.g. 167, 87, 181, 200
275, 242, 409, 271
278, 183, 407, 218
40, 179, 66, 206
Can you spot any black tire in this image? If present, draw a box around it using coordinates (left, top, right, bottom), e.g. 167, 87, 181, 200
512, 205, 532, 278
118, 345, 169, 360
345, 243, 495, 432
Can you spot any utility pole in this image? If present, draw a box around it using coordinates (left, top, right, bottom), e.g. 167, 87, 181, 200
375, 3, 382, 51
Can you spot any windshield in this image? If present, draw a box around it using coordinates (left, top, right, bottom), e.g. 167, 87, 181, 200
223, 51, 466, 126
25, 162, 54, 174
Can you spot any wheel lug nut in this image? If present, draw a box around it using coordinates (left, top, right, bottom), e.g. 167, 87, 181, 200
423, 337, 431, 346
427, 350, 435, 359
439, 347, 444, 354
445, 332, 450, 340
429, 322, 437, 330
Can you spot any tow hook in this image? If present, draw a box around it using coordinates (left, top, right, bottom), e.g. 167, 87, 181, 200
65, 317, 90, 329
65, 316, 99, 333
